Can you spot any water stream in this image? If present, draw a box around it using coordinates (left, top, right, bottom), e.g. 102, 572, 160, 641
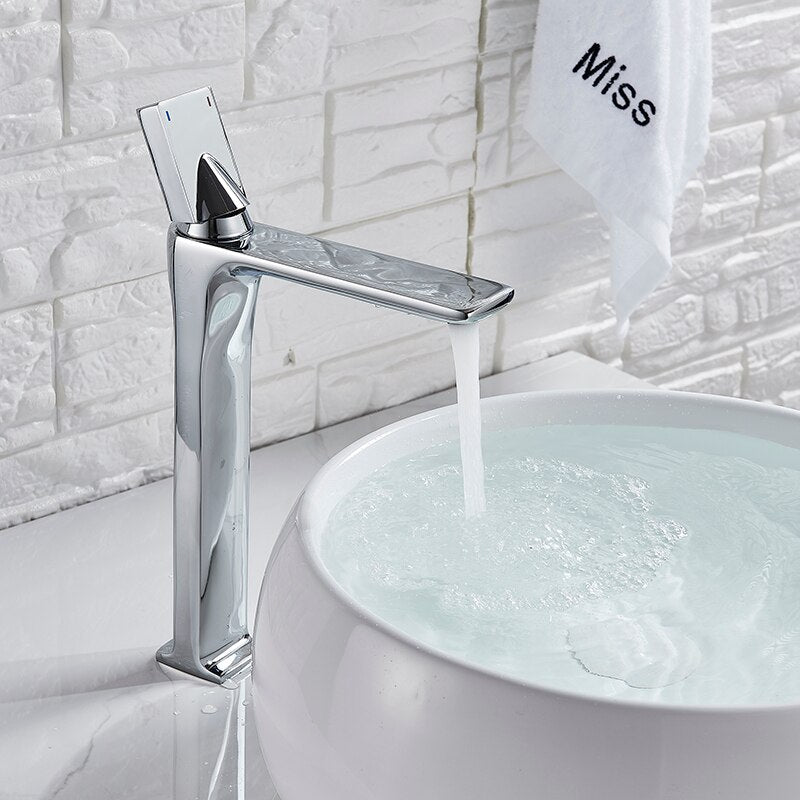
448, 324, 486, 518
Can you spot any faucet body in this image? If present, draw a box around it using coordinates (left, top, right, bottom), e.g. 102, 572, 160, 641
141, 88, 513, 684
157, 229, 257, 681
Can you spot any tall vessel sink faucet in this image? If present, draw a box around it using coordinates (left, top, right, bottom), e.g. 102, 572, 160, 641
139, 87, 514, 684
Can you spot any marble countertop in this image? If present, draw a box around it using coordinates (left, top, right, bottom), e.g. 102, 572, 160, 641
0, 353, 648, 800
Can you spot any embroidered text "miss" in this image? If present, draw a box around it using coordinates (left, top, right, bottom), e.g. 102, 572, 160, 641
573, 43, 657, 128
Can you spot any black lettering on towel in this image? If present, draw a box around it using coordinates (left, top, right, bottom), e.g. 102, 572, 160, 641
573, 43, 657, 128
573, 42, 617, 86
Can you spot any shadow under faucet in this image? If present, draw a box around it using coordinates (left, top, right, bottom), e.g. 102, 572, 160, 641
138, 87, 514, 685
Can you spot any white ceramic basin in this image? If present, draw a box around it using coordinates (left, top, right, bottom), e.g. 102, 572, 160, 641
252, 390, 800, 800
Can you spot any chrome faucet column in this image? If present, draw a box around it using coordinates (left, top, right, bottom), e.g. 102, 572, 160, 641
139, 87, 514, 684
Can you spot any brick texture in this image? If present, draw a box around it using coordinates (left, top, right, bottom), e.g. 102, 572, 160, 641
0, 0, 799, 527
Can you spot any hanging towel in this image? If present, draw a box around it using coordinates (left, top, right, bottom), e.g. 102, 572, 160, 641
524, 1, 712, 334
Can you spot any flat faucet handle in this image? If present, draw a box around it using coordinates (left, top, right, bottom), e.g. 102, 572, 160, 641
138, 87, 249, 236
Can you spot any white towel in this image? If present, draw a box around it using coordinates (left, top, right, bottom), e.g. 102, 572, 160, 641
524, 1, 712, 333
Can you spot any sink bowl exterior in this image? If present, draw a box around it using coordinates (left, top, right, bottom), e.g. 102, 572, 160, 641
252, 390, 800, 800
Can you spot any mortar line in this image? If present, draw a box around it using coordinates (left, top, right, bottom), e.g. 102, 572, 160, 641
466, 0, 490, 278
58, 1, 69, 139
321, 89, 336, 224
754, 115, 772, 230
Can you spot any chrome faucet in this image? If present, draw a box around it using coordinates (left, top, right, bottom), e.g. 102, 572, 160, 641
138, 87, 514, 685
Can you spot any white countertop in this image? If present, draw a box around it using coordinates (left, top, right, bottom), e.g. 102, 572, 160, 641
0, 353, 648, 800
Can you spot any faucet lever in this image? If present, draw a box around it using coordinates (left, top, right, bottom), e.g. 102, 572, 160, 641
138, 87, 252, 241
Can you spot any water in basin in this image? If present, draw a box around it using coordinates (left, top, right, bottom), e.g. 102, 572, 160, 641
320, 422, 800, 707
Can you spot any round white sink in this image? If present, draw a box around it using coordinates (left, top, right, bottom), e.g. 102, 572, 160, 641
252, 390, 800, 800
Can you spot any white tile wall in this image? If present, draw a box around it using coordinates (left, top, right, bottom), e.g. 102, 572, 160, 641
1, 0, 799, 528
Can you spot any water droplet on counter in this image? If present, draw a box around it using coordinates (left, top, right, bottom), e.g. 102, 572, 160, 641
201, 704, 218, 714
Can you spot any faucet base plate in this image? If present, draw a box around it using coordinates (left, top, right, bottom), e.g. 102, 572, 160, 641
157, 635, 253, 685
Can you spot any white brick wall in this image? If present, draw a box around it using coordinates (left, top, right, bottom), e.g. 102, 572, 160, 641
0, 0, 798, 528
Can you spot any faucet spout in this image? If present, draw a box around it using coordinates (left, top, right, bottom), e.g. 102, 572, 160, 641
234, 223, 512, 324
140, 88, 513, 684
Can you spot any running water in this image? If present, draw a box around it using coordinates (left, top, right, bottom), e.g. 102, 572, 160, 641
321, 424, 800, 707
448, 324, 485, 517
